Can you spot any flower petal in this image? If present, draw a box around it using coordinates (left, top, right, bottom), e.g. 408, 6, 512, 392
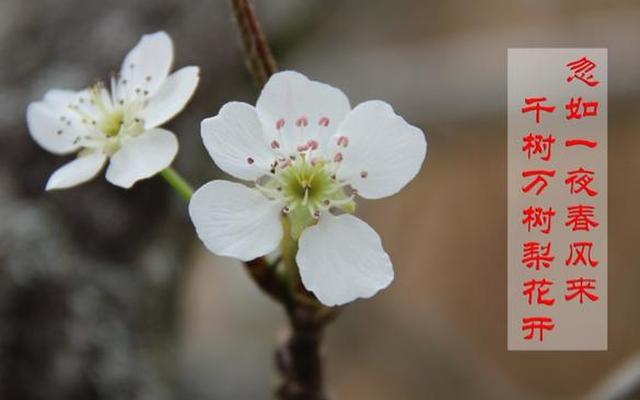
201, 102, 275, 181
105, 128, 178, 189
139, 66, 200, 129
332, 100, 427, 199
43, 88, 89, 108
45, 151, 107, 190
27, 89, 90, 155
120, 31, 173, 99
296, 213, 394, 306
256, 71, 351, 156
189, 180, 284, 261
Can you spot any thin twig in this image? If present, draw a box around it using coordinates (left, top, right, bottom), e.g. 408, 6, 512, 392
229, 0, 278, 86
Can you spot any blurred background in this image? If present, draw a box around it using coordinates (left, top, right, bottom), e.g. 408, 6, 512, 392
1, 0, 639, 399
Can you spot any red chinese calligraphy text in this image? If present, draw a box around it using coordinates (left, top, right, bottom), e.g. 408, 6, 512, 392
522, 97, 556, 123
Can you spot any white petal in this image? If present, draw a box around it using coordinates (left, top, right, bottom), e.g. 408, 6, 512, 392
120, 31, 173, 99
256, 71, 351, 156
43, 88, 84, 106
139, 66, 200, 129
296, 213, 394, 306
332, 100, 427, 199
27, 89, 89, 155
105, 128, 178, 189
189, 180, 284, 261
201, 102, 275, 181
45, 151, 107, 190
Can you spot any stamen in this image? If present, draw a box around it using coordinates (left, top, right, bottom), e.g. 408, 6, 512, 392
247, 157, 255, 165
295, 116, 309, 127
286, 201, 299, 213
329, 195, 357, 206
270, 140, 280, 149
326, 181, 351, 195
337, 136, 349, 147
318, 116, 330, 127
272, 174, 288, 187
307, 140, 319, 150
360, 171, 368, 178
276, 119, 285, 130
334, 152, 343, 162
254, 182, 284, 198
110, 76, 118, 105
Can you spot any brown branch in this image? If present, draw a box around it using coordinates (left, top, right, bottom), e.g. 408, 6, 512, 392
244, 257, 340, 400
275, 297, 342, 400
244, 257, 290, 306
229, 0, 278, 86
276, 315, 327, 400
228, 1, 340, 397
244, 253, 340, 400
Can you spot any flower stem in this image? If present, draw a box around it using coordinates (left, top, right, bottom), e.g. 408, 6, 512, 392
160, 167, 194, 201
280, 217, 300, 291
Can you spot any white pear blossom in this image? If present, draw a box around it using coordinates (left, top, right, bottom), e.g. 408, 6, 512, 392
26, 31, 199, 190
189, 71, 427, 306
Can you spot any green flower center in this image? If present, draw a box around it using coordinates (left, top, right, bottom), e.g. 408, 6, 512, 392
257, 153, 355, 239
280, 157, 334, 206
62, 82, 147, 155
99, 109, 125, 137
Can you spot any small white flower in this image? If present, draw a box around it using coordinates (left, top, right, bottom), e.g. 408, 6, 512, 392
190, 71, 427, 306
27, 31, 200, 190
